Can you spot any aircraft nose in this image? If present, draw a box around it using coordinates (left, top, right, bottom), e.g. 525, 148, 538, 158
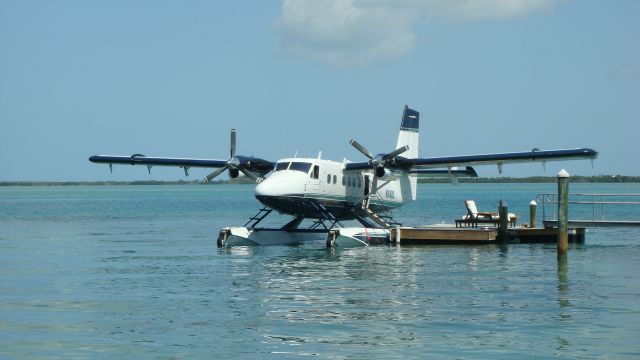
254, 178, 273, 197
255, 171, 306, 197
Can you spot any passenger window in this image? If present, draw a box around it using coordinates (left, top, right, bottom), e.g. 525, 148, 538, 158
312, 165, 319, 179
357, 177, 362, 188
327, 174, 331, 183
341, 176, 345, 186
333, 175, 337, 184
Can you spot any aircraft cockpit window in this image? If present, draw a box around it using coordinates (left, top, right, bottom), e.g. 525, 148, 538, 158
275, 162, 290, 171
290, 162, 312, 174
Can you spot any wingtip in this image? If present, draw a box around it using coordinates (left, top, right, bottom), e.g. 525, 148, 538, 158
584, 148, 598, 159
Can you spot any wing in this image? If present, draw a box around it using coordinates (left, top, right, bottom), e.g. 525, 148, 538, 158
398, 148, 598, 170
89, 154, 276, 179
89, 154, 228, 168
90, 129, 277, 181
343, 148, 598, 172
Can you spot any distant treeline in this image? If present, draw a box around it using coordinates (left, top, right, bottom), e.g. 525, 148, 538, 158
1, 175, 639, 186
418, 175, 640, 183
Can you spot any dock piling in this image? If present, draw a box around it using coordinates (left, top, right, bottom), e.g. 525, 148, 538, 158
529, 200, 537, 228
557, 169, 570, 255
498, 200, 509, 242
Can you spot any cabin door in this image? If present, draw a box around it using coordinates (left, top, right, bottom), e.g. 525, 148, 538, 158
306, 165, 320, 192
364, 175, 370, 196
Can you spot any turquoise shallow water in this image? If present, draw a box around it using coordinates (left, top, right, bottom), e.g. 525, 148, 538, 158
1, 183, 639, 359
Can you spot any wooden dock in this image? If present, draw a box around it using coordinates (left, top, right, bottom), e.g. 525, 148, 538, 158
389, 226, 586, 245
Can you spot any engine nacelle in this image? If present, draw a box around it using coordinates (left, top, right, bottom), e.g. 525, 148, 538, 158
229, 168, 240, 179
375, 167, 385, 178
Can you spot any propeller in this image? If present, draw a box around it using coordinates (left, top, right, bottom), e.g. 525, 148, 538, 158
230, 128, 236, 158
348, 139, 410, 209
203, 129, 259, 182
349, 139, 409, 177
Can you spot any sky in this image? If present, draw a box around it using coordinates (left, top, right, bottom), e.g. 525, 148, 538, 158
1, 0, 638, 181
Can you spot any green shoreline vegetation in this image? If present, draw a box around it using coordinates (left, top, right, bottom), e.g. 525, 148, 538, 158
418, 175, 640, 184
1, 175, 639, 186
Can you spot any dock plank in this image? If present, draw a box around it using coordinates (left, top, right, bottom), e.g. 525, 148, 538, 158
391, 227, 498, 244
388, 226, 586, 244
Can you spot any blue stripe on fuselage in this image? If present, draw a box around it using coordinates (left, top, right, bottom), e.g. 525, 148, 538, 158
255, 194, 400, 220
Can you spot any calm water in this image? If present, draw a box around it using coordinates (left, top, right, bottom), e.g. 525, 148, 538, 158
1, 183, 639, 359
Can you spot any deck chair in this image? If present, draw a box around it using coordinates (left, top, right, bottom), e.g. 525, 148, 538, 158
456, 200, 518, 227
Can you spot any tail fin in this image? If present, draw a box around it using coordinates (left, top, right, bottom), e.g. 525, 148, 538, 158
396, 105, 420, 200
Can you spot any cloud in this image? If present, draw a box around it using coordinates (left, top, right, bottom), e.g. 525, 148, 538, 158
277, 0, 565, 66
429, 0, 561, 20
277, 0, 417, 66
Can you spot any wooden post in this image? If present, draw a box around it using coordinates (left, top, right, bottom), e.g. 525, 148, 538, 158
557, 169, 570, 255
529, 200, 537, 228
498, 200, 509, 242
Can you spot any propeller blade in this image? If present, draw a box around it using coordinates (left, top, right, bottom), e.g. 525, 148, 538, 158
238, 167, 259, 182
230, 128, 237, 158
349, 139, 374, 160
382, 145, 409, 160
204, 166, 228, 182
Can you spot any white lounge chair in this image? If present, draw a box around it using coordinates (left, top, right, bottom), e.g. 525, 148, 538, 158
456, 200, 518, 227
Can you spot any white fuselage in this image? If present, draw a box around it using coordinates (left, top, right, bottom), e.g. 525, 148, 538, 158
254, 157, 413, 220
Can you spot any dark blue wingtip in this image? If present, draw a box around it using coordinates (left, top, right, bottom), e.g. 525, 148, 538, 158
89, 155, 99, 163
585, 148, 598, 159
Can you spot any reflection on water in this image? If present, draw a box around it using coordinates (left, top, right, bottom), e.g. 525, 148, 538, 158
207, 243, 640, 358
557, 254, 570, 311
555, 254, 572, 352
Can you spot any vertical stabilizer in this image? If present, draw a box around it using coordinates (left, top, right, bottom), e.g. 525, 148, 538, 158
396, 105, 420, 200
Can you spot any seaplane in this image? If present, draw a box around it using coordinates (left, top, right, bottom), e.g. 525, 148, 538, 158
89, 105, 597, 247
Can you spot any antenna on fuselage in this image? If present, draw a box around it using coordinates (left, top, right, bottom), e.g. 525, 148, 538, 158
318, 151, 322, 159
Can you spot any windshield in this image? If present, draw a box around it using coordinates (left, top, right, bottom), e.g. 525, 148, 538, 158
289, 162, 312, 174
275, 162, 290, 171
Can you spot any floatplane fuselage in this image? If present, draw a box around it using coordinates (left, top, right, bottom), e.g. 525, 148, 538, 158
254, 157, 410, 220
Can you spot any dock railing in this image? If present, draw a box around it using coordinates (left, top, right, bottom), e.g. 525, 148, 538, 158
536, 193, 640, 227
